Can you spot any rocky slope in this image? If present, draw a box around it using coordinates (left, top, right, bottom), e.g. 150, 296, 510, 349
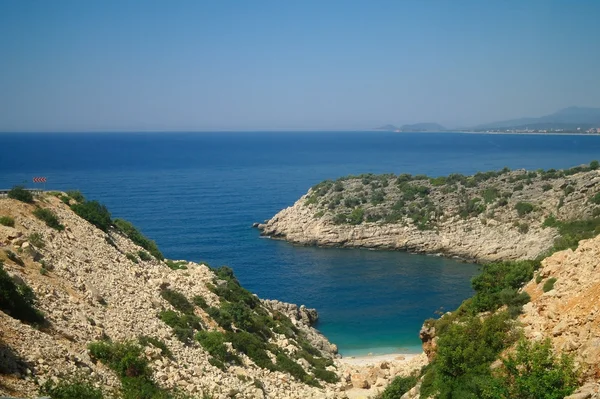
0, 194, 424, 398
520, 233, 600, 385
258, 163, 600, 262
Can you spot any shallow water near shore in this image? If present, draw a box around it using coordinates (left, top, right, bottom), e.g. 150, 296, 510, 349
2, 131, 600, 355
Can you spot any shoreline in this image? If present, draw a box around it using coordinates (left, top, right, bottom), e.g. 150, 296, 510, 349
338, 352, 421, 366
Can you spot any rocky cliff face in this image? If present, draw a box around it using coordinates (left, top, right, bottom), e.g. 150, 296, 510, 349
259, 165, 600, 262
520, 233, 600, 383
0, 195, 353, 398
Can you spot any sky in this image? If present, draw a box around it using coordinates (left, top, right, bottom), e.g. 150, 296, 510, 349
1, 0, 599, 131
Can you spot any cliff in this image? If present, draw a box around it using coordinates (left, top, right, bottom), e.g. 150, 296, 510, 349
0, 193, 353, 398
258, 163, 600, 262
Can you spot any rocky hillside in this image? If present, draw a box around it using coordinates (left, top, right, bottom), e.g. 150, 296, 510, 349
521, 233, 600, 385
0, 192, 420, 399
258, 162, 600, 262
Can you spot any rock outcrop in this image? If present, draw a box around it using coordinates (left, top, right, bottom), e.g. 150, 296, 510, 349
520, 233, 600, 381
259, 166, 600, 262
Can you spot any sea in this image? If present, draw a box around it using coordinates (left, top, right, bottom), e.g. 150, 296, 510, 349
2, 131, 600, 356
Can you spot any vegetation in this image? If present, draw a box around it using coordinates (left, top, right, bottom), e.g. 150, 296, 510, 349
126, 253, 139, 264
543, 277, 557, 292
40, 374, 104, 399
138, 250, 152, 261
0, 215, 15, 227
8, 186, 34, 203
377, 375, 418, 399
5, 249, 24, 266
494, 338, 578, 399
88, 340, 187, 399
0, 261, 45, 324
33, 207, 64, 230
66, 190, 86, 203
71, 200, 112, 232
114, 219, 163, 260
165, 260, 187, 270
28, 232, 45, 248
514, 202, 534, 217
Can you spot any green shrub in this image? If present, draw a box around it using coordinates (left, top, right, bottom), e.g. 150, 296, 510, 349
87, 340, 174, 399
0, 216, 15, 227
66, 190, 85, 203
543, 277, 557, 292
482, 187, 500, 204
535, 274, 543, 284
196, 330, 240, 367
515, 202, 534, 217
469, 260, 537, 314
160, 289, 194, 314
496, 338, 578, 399
8, 186, 34, 203
114, 219, 163, 260
40, 375, 104, 399
71, 201, 112, 232
138, 250, 152, 262
165, 260, 187, 270
126, 253, 139, 264
28, 232, 45, 248
422, 312, 516, 398
227, 331, 275, 371
590, 192, 600, 205
347, 207, 364, 225
276, 352, 313, 385
5, 250, 24, 266
0, 262, 45, 324
192, 295, 208, 309
377, 375, 418, 399
513, 183, 524, 191
590, 160, 600, 170
33, 207, 64, 230
542, 183, 553, 192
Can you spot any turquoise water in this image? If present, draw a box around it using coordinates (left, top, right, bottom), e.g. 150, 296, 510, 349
2, 131, 600, 355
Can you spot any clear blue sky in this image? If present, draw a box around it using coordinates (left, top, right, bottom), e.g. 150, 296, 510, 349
1, 0, 599, 131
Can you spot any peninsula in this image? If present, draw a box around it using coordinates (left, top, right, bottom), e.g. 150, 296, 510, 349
258, 162, 600, 262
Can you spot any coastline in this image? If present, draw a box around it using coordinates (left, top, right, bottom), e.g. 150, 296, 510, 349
338, 352, 421, 366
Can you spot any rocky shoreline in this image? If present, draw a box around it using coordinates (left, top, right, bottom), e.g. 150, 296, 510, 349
257, 164, 600, 263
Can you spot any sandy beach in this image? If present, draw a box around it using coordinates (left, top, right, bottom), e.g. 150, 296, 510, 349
338, 352, 421, 366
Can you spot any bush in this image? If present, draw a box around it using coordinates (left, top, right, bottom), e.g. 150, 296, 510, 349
40, 375, 104, 399
482, 187, 500, 204
138, 336, 172, 358
165, 260, 187, 270
196, 330, 240, 367
542, 183, 553, 192
71, 201, 112, 232
138, 250, 152, 262
28, 232, 45, 248
8, 186, 34, 203
114, 219, 163, 260
126, 253, 139, 264
66, 190, 85, 203
33, 208, 64, 230
515, 202, 534, 217
590, 192, 600, 205
5, 250, 24, 266
87, 340, 172, 399
160, 289, 194, 314
590, 160, 600, 170
377, 375, 418, 399
496, 338, 578, 399
0, 262, 45, 324
0, 216, 15, 227
543, 277, 557, 292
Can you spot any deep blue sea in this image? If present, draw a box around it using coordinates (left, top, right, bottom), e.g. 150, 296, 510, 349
2, 131, 600, 355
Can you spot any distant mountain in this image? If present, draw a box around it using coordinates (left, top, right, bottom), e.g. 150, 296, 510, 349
373, 123, 446, 132
400, 123, 446, 132
473, 107, 600, 130
373, 124, 400, 131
